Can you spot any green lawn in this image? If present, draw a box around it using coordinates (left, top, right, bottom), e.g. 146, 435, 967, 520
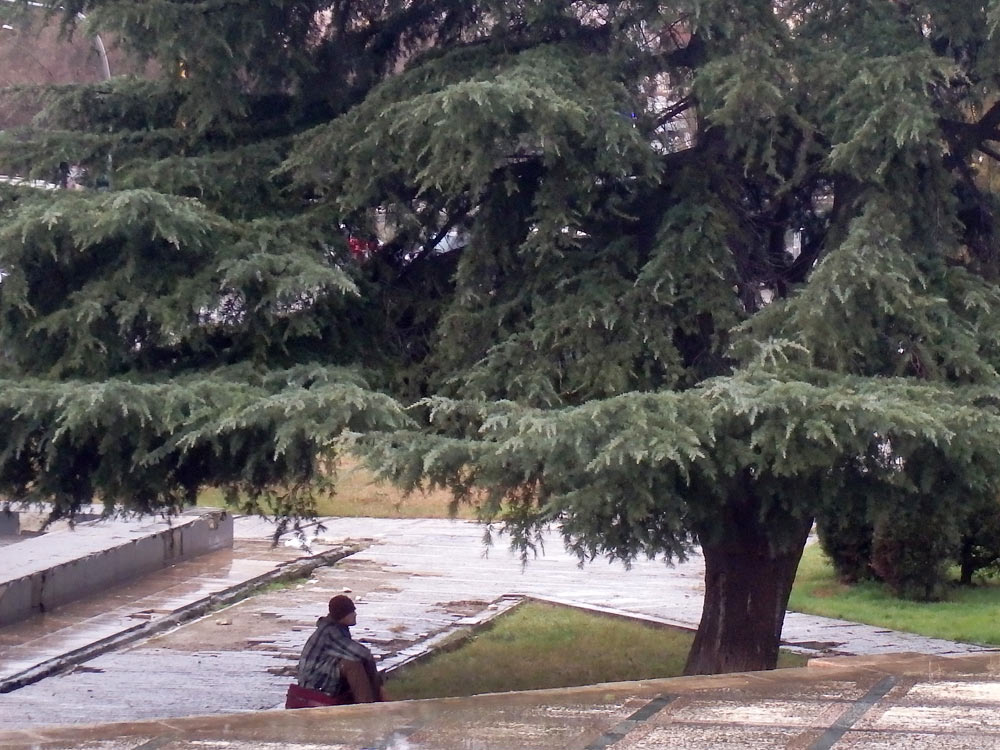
788, 543, 1000, 645
387, 601, 807, 701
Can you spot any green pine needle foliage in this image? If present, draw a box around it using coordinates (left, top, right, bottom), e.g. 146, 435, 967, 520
2, 0, 1000, 582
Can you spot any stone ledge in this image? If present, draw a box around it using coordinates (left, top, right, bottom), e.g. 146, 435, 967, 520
0, 510, 232, 627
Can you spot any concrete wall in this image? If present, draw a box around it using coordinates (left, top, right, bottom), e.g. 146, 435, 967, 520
0, 511, 233, 627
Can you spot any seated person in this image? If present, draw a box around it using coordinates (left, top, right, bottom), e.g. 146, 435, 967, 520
287, 594, 386, 708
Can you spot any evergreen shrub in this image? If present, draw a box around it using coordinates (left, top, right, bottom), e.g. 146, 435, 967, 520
816, 500, 876, 584
870, 500, 958, 601
957, 498, 1000, 585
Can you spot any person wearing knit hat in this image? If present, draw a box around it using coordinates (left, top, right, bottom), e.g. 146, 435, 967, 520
327, 594, 356, 623
286, 594, 387, 708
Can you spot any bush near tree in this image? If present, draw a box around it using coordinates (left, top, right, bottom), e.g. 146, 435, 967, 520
3, 1, 1000, 676
815, 498, 876, 586
957, 500, 1000, 586
819, 494, 1000, 599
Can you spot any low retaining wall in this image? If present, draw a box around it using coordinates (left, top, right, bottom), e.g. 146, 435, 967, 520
0, 511, 233, 626
0, 510, 18, 536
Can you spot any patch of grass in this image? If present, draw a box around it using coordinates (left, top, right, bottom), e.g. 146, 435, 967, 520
195, 459, 476, 519
789, 544, 1000, 645
255, 576, 309, 594
387, 602, 807, 701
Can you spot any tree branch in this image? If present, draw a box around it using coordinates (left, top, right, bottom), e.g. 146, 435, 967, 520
977, 143, 1000, 163
655, 95, 695, 129
941, 101, 1000, 166
977, 101, 1000, 135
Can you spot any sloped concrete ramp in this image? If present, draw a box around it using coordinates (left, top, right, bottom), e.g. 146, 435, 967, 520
2, 652, 1000, 749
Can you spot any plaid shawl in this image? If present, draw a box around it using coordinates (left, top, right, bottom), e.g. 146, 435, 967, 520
296, 617, 375, 695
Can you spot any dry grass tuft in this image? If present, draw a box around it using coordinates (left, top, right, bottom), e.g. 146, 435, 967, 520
197, 458, 477, 519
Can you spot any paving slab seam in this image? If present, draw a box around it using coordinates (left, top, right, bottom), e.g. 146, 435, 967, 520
583, 693, 677, 750
0, 544, 360, 694
805, 675, 898, 750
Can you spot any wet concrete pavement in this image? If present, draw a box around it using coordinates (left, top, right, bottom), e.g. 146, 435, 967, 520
285, 518, 991, 659
0, 539, 341, 687
0, 515, 996, 736
3, 651, 1000, 749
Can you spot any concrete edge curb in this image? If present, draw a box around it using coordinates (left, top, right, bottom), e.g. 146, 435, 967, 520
377, 592, 835, 688
520, 595, 843, 658
0, 544, 361, 694
521, 594, 698, 632
380, 592, 703, 683
380, 594, 525, 678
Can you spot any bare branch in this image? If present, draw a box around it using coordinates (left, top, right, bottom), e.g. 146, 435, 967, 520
977, 143, 1000, 163
655, 95, 695, 129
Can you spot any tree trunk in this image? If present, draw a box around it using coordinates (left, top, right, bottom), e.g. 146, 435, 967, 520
684, 502, 813, 676
959, 539, 974, 586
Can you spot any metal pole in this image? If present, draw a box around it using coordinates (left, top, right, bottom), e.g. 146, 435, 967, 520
91, 28, 111, 81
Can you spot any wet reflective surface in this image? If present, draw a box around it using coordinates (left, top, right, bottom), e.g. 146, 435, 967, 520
3, 653, 1000, 749
2, 515, 999, 747
0, 542, 306, 681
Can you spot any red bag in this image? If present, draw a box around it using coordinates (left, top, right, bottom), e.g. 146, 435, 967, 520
285, 683, 348, 709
